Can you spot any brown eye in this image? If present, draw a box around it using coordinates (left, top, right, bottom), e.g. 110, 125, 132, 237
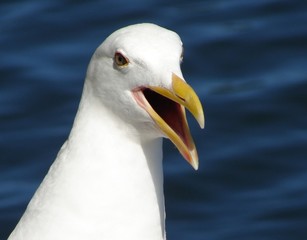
114, 52, 129, 67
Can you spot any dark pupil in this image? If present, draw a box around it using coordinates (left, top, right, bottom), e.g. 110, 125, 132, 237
117, 55, 124, 64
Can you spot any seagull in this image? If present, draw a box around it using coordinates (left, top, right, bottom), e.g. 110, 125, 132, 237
8, 23, 204, 240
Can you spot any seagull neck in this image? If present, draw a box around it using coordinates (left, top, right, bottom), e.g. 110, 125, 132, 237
54, 89, 166, 239
10, 86, 166, 240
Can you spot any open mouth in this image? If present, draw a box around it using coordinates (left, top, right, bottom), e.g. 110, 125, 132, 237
141, 88, 191, 149
132, 86, 195, 164
131, 73, 203, 170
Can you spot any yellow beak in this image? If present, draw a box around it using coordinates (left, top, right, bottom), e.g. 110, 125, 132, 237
133, 73, 204, 170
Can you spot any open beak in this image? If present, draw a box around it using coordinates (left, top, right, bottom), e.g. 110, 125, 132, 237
132, 73, 204, 170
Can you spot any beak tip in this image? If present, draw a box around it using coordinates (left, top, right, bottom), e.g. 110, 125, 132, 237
198, 111, 205, 129
189, 148, 199, 170
192, 164, 199, 171
199, 120, 205, 129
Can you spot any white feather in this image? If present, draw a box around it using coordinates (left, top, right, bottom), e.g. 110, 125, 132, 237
9, 23, 184, 240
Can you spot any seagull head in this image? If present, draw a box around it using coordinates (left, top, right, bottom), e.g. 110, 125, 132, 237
84, 23, 204, 170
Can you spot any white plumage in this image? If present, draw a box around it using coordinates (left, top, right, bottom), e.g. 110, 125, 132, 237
9, 23, 204, 240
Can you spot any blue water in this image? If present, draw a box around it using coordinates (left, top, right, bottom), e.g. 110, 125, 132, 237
1, 0, 307, 239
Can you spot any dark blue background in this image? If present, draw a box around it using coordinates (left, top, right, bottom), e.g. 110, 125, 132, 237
1, 1, 307, 239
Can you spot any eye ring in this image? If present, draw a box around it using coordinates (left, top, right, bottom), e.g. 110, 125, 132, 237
114, 52, 129, 67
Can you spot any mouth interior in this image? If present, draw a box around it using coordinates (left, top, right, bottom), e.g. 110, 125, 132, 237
142, 88, 189, 147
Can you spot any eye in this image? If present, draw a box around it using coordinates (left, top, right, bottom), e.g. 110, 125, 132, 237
180, 47, 184, 63
114, 52, 129, 67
